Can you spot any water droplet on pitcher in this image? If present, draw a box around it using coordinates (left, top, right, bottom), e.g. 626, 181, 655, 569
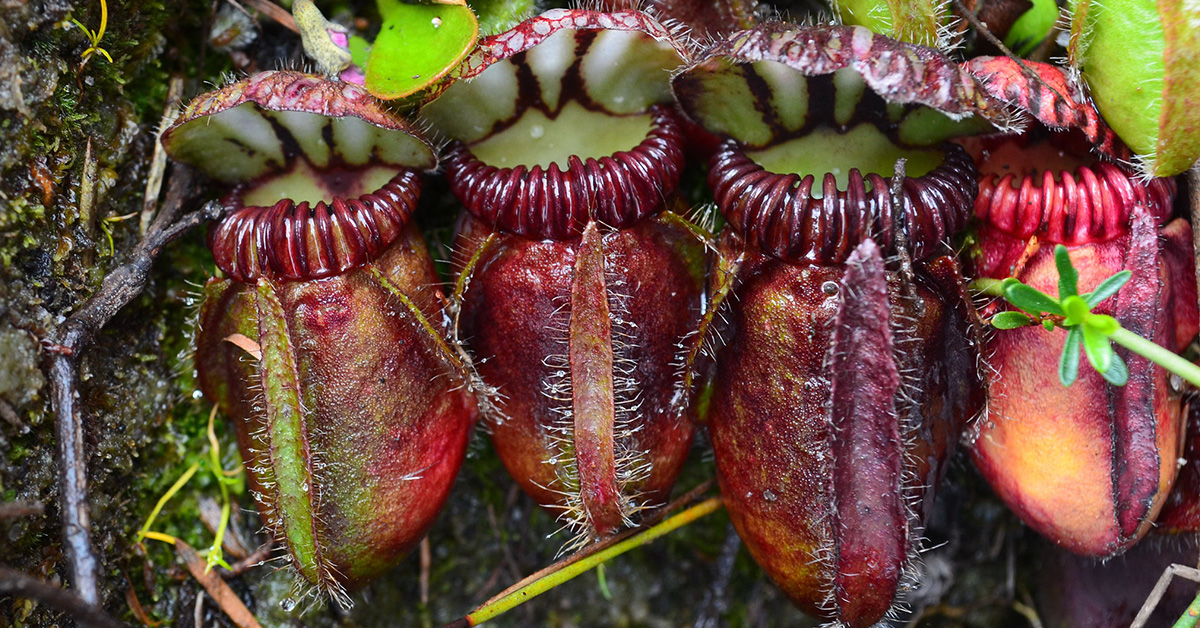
763, 489, 778, 502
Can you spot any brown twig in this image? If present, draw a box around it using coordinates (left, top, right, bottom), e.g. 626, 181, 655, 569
890, 158, 920, 306
238, 0, 298, 33
140, 76, 185, 236
1188, 161, 1200, 306
175, 541, 264, 628
47, 166, 221, 609
1130, 564, 1200, 628
0, 500, 45, 519
0, 566, 131, 628
219, 542, 274, 578
0, 398, 27, 433
420, 535, 432, 605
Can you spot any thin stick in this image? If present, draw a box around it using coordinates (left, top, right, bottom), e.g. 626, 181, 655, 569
0, 500, 44, 519
238, 0, 298, 33
47, 166, 219, 608
439, 483, 721, 628
458, 498, 723, 627
481, 478, 715, 607
1131, 564, 1200, 628
420, 536, 432, 605
1188, 161, 1200, 308
0, 566, 130, 628
175, 541, 265, 628
140, 76, 184, 236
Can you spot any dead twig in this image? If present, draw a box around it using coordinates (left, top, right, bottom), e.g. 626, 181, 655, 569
1188, 161, 1200, 306
1130, 564, 1200, 628
140, 76, 185, 236
420, 535, 432, 605
0, 566, 131, 628
0, 500, 45, 519
0, 398, 27, 433
47, 165, 221, 609
175, 541, 264, 628
238, 0, 298, 33
219, 541, 273, 578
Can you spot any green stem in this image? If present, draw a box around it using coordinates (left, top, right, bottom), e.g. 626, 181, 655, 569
137, 461, 200, 542
462, 497, 724, 626
1171, 590, 1200, 628
969, 277, 1006, 297
1109, 327, 1200, 388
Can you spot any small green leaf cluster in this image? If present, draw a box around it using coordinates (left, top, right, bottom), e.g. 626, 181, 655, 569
989, 244, 1200, 392
993, 245, 1131, 386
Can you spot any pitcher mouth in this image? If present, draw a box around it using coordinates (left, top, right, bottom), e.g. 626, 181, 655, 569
210, 169, 422, 283
442, 104, 685, 240
971, 134, 1176, 245
710, 138, 978, 263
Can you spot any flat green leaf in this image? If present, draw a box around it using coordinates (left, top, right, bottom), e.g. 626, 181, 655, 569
1059, 326, 1082, 386
1055, 245, 1079, 298
992, 311, 1033, 329
1100, 351, 1129, 386
1087, 313, 1120, 335
1081, 323, 1113, 374
1062, 295, 1090, 327
348, 34, 371, 70
471, 0, 535, 35
365, 2, 478, 100
1003, 281, 1065, 316
1082, 270, 1131, 307
1004, 0, 1058, 56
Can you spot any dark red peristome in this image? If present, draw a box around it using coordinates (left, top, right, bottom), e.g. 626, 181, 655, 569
443, 106, 685, 241
974, 161, 1174, 245
210, 169, 421, 282
710, 140, 978, 263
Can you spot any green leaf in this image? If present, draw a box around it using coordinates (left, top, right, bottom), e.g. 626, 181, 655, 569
1062, 295, 1091, 327
1059, 326, 1083, 386
1004, 0, 1058, 56
993, 311, 1034, 329
471, 0, 535, 35
992, 311, 1033, 329
364, 2, 479, 100
348, 34, 371, 70
1081, 323, 1114, 374
1087, 313, 1120, 335
1003, 281, 1065, 316
1082, 270, 1132, 307
1100, 351, 1129, 386
1055, 245, 1079, 298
